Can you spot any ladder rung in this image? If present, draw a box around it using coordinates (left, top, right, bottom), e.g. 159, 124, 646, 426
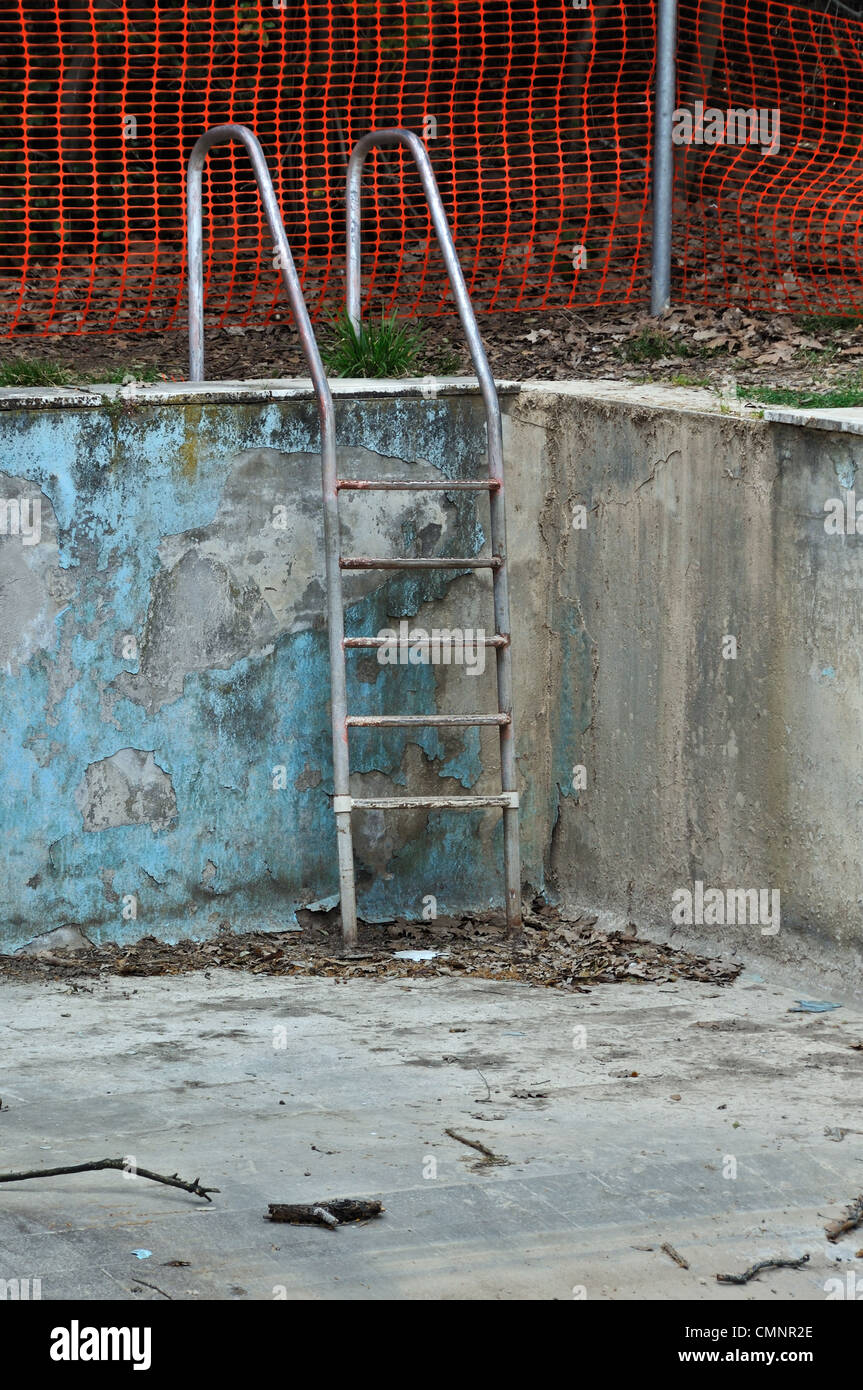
346, 714, 510, 728
340, 556, 502, 570
344, 635, 509, 649
337, 479, 499, 491
334, 793, 519, 812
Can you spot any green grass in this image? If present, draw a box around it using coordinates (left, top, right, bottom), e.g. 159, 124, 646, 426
0, 358, 72, 387
794, 313, 863, 335
620, 328, 679, 364
96, 365, 162, 385
738, 382, 863, 409
321, 310, 457, 378
0, 358, 163, 388
618, 328, 726, 365
667, 371, 711, 388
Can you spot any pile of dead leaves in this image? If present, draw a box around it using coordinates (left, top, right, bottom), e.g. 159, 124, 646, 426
0, 907, 741, 992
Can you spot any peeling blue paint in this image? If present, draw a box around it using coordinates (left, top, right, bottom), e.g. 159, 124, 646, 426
0, 394, 518, 949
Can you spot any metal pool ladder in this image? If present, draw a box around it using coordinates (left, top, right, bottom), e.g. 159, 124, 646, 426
186, 122, 521, 947
334, 127, 522, 944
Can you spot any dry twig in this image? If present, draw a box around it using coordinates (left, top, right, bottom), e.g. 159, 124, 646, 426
445, 1128, 509, 1166
825, 1194, 863, 1243
0, 1158, 218, 1202
716, 1254, 809, 1285
661, 1242, 689, 1269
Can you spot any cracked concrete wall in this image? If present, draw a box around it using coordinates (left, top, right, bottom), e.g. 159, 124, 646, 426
0, 389, 535, 950
0, 382, 860, 969
513, 388, 863, 975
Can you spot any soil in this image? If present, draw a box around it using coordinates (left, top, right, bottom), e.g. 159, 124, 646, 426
3, 303, 862, 398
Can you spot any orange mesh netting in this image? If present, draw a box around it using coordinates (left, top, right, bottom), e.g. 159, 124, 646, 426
0, 0, 655, 335
1, 0, 862, 338
675, 0, 863, 312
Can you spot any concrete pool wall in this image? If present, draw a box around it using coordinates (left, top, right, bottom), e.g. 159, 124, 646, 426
0, 377, 860, 973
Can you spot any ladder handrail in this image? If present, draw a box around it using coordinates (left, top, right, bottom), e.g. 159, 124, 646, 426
347, 129, 501, 474
346, 128, 521, 931
186, 122, 358, 941
187, 122, 324, 394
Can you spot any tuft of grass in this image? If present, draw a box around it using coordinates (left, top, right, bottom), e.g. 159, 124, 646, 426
794, 313, 863, 335
667, 371, 711, 388
738, 381, 863, 409
620, 328, 676, 364
0, 357, 72, 387
620, 328, 722, 364
97, 365, 161, 385
0, 358, 165, 388
321, 310, 457, 378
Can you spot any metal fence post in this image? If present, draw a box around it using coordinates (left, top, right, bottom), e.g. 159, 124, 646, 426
651, 0, 678, 315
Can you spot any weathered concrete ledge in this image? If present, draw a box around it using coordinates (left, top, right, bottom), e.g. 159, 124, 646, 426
0, 378, 859, 980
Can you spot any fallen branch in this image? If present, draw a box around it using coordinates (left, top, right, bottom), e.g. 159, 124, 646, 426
826, 1194, 863, 1243
661, 1242, 689, 1270
266, 1198, 383, 1228
0, 1159, 218, 1202
716, 1253, 809, 1285
445, 1128, 509, 1166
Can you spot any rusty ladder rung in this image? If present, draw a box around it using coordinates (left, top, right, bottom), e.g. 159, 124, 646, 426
343, 635, 509, 649
335, 794, 519, 812
346, 714, 510, 728
337, 479, 499, 491
340, 555, 502, 570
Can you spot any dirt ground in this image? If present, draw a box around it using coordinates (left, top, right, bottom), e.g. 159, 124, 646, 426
4, 303, 863, 400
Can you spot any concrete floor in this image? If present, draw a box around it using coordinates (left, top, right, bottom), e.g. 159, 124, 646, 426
1, 962, 862, 1301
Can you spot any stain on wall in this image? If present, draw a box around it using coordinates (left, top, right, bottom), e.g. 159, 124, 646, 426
0, 389, 521, 949
3, 381, 861, 975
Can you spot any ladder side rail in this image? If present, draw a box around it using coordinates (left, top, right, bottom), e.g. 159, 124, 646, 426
186, 123, 358, 944
346, 129, 521, 931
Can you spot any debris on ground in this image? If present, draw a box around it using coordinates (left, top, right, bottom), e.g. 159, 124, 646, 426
715, 1254, 810, 1285
0, 1158, 218, 1202
266, 1199, 384, 1228
789, 1000, 841, 1013
444, 1128, 510, 1169
825, 1194, 863, 1244
660, 1242, 690, 1270
0, 907, 743, 993
11, 304, 863, 398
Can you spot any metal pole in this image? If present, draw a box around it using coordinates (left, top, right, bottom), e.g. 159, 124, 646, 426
651, 0, 678, 315
346, 129, 522, 933
186, 124, 358, 946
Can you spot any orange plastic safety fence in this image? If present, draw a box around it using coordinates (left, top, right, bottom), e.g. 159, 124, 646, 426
675, 0, 863, 313
0, 0, 655, 336
4, 0, 859, 337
